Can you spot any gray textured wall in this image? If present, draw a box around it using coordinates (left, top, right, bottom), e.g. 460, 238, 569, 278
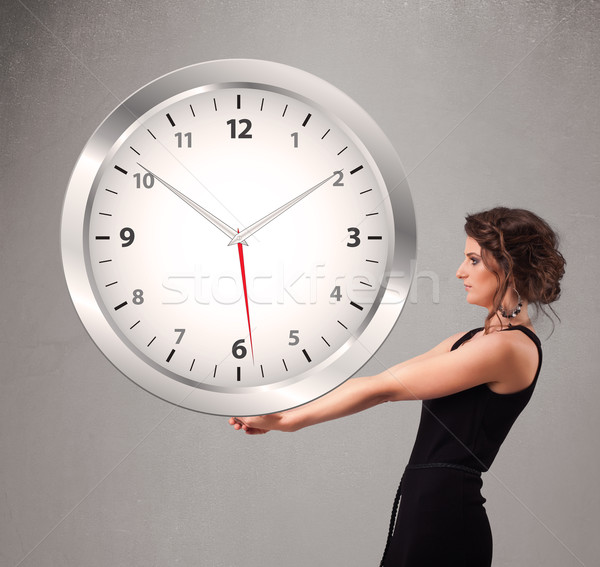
1, 1, 598, 566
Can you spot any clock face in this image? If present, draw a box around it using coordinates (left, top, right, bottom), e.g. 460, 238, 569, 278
62, 60, 416, 416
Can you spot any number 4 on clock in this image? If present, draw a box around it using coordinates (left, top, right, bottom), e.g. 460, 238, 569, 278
330, 286, 342, 301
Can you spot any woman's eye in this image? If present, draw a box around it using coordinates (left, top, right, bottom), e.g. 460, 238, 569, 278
470, 259, 479, 265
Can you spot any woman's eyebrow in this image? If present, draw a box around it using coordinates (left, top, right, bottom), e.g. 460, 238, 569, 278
464, 252, 481, 258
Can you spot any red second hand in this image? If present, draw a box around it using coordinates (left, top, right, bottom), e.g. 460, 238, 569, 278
237, 232, 254, 363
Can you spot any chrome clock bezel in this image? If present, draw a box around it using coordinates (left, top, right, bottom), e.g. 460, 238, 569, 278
61, 59, 417, 416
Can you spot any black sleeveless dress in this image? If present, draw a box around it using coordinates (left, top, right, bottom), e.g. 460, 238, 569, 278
380, 325, 543, 567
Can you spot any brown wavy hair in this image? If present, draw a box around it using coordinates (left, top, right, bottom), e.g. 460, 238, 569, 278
464, 207, 566, 335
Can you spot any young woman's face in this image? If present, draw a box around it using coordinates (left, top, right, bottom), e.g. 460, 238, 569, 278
456, 236, 499, 310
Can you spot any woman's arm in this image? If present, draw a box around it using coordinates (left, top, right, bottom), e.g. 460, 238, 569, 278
230, 330, 518, 434
229, 332, 464, 434
229, 375, 388, 434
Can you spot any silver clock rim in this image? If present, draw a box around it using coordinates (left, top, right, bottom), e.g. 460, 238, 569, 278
61, 59, 417, 416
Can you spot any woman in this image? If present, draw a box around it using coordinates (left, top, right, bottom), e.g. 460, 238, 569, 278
228, 207, 566, 566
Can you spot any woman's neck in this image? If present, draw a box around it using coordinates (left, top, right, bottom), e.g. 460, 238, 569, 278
488, 305, 532, 331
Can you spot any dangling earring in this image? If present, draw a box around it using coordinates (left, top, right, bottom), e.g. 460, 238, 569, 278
499, 288, 522, 320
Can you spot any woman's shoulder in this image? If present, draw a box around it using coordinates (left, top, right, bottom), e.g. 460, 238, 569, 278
416, 326, 522, 361
464, 326, 541, 393
448, 326, 535, 368
384, 327, 535, 401
468, 324, 538, 345
437, 329, 482, 353
405, 330, 476, 365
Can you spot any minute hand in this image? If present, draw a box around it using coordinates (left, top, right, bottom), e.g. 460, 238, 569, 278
228, 171, 340, 246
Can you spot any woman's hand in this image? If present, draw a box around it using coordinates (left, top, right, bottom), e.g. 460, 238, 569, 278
228, 412, 288, 435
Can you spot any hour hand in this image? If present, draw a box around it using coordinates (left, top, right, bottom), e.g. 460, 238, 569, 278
137, 163, 247, 245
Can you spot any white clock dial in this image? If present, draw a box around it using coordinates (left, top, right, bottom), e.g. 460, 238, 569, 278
62, 60, 416, 416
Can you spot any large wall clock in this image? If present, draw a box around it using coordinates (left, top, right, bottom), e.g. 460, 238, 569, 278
61, 59, 416, 416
